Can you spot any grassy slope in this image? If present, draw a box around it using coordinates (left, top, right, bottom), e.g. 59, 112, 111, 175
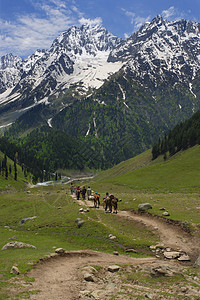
96, 145, 200, 191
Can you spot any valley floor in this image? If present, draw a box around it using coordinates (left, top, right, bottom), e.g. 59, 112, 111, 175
9, 194, 200, 300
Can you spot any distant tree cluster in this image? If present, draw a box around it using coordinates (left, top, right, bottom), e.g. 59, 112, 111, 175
152, 110, 200, 160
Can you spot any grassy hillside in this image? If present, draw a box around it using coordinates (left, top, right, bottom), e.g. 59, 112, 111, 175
95, 149, 153, 181
96, 145, 200, 191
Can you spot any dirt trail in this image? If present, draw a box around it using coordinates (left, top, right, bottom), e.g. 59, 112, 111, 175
26, 251, 159, 300
78, 196, 200, 256
10, 194, 200, 300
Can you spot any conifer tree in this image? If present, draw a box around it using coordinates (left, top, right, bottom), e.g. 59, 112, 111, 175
14, 161, 17, 181
5, 165, 8, 180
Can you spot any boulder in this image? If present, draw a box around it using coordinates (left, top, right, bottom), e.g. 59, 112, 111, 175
77, 220, 85, 228
109, 234, 116, 239
55, 248, 65, 254
178, 254, 190, 261
75, 218, 85, 228
2, 241, 36, 250
138, 203, 152, 211
10, 266, 20, 275
84, 272, 95, 282
151, 265, 174, 277
163, 251, 180, 259
162, 211, 170, 216
109, 235, 116, 240
19, 216, 37, 225
108, 265, 120, 273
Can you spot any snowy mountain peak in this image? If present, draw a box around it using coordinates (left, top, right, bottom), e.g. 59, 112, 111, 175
51, 23, 122, 58
0, 23, 123, 110
108, 17, 200, 87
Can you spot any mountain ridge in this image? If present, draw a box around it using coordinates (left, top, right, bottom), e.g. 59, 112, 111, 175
1, 16, 200, 168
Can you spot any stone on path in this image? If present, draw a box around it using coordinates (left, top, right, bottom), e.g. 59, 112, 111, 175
108, 265, 120, 273
178, 254, 190, 261
55, 248, 65, 254
163, 251, 180, 259
83, 272, 95, 282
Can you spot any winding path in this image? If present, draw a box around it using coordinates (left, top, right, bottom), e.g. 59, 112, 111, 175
10, 193, 200, 300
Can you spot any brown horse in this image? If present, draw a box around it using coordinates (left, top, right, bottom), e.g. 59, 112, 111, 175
104, 195, 121, 214
89, 194, 100, 208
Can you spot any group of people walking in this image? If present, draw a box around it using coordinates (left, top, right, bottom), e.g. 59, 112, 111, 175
70, 184, 94, 200
70, 183, 119, 213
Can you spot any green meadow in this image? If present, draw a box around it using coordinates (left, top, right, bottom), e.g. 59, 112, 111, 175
0, 146, 200, 298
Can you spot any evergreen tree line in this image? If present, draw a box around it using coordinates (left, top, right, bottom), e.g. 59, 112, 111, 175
152, 110, 200, 160
0, 153, 18, 180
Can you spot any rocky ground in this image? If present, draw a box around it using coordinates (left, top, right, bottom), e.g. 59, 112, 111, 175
8, 194, 200, 299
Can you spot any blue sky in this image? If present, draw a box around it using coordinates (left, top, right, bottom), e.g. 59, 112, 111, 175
0, 0, 199, 58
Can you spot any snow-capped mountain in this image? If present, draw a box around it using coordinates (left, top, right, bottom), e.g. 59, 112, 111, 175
0, 24, 122, 112
109, 15, 200, 88
1, 16, 200, 132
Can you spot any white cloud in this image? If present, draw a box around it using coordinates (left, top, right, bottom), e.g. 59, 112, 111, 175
0, 0, 85, 57
121, 8, 135, 25
162, 6, 176, 19
79, 17, 102, 27
161, 6, 188, 21
122, 8, 151, 35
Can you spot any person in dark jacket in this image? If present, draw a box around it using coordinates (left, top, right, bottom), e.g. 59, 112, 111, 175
81, 186, 86, 200
76, 186, 81, 200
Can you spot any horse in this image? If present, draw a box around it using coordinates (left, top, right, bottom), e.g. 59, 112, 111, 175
104, 195, 121, 214
88, 194, 100, 208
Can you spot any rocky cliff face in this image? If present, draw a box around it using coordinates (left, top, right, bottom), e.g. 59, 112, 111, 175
109, 15, 200, 88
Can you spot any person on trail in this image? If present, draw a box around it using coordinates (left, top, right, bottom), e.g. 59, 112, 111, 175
70, 183, 74, 195
81, 186, 86, 200
76, 186, 81, 200
87, 186, 92, 200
